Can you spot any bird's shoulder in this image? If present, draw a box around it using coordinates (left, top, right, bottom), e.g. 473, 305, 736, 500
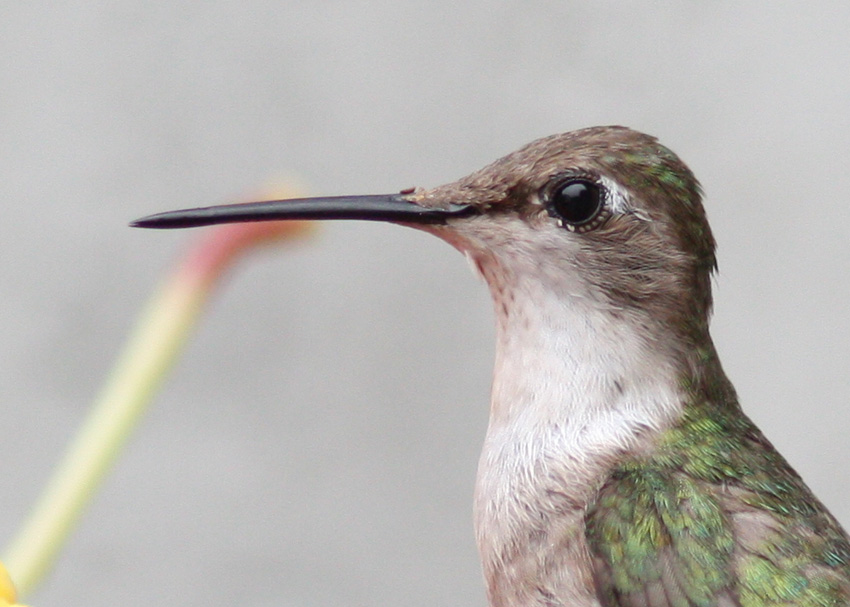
584, 404, 850, 607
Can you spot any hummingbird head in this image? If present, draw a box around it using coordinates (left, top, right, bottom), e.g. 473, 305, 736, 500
134, 126, 716, 349
417, 126, 717, 347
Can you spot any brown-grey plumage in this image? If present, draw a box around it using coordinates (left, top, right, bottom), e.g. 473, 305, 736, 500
134, 126, 850, 607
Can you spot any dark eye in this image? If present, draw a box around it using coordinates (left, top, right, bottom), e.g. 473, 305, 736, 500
547, 179, 605, 230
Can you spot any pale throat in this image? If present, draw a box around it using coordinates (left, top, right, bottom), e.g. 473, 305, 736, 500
485, 271, 683, 440
473, 264, 685, 559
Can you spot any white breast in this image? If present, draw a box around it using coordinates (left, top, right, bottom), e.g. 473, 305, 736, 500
427, 215, 685, 605
473, 274, 683, 606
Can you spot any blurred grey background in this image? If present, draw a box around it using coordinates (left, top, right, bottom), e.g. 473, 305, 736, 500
1, 3, 849, 606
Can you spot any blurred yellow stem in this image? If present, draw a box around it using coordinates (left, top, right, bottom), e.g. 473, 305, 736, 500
4, 273, 208, 597
2, 213, 314, 598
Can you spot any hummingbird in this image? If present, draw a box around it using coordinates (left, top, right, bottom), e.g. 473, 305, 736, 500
133, 126, 850, 607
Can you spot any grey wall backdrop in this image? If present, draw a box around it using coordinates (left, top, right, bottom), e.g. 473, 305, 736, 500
1, 4, 849, 606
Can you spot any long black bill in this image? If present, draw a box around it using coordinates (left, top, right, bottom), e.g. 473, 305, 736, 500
131, 194, 475, 229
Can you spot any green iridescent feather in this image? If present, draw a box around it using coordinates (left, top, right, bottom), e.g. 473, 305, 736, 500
586, 356, 850, 607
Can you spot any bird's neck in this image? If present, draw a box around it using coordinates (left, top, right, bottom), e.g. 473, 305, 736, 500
474, 277, 687, 606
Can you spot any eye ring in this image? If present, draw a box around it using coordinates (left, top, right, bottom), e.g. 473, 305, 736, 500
545, 178, 609, 232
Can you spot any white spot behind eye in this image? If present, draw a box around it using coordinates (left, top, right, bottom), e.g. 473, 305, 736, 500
599, 176, 633, 216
